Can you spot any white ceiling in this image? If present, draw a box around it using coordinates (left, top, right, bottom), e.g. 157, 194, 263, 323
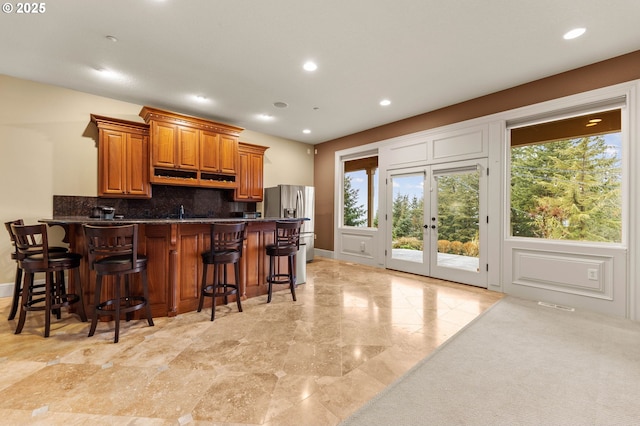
1, 0, 639, 144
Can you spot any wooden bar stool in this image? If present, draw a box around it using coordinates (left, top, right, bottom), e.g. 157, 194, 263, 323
5, 219, 69, 321
265, 220, 302, 303
83, 224, 154, 343
11, 223, 87, 337
198, 222, 246, 321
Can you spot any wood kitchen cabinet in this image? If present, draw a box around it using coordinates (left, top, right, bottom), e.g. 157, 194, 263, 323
235, 142, 268, 201
91, 115, 151, 199
140, 106, 242, 188
200, 130, 239, 175
150, 122, 200, 171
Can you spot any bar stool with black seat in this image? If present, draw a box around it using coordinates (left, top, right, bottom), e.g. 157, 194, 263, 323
5, 219, 69, 321
198, 222, 246, 321
265, 220, 302, 303
83, 224, 154, 343
11, 223, 87, 337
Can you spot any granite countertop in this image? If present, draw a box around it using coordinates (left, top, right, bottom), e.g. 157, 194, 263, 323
42, 216, 307, 225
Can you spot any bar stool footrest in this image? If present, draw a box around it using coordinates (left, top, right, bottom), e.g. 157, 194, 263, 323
23, 293, 82, 311
267, 274, 295, 285
95, 296, 148, 316
202, 284, 239, 299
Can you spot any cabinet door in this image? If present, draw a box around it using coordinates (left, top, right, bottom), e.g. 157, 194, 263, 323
235, 150, 251, 200
219, 134, 238, 174
100, 129, 126, 196
177, 126, 199, 170
199, 130, 220, 172
249, 152, 264, 200
152, 122, 177, 168
126, 132, 150, 197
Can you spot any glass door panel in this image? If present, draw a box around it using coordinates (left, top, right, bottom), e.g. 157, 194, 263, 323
386, 169, 428, 275
386, 160, 487, 287
430, 160, 487, 287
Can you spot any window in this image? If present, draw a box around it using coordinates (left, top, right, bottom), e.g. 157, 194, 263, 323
509, 108, 622, 243
343, 156, 378, 227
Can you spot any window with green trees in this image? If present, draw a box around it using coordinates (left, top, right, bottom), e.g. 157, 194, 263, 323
343, 156, 378, 227
510, 109, 622, 243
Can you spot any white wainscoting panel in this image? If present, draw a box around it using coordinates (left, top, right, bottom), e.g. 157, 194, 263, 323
512, 249, 613, 300
340, 232, 375, 259
431, 127, 487, 162
387, 140, 428, 168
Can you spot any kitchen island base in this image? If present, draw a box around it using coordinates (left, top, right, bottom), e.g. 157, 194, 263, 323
55, 220, 297, 318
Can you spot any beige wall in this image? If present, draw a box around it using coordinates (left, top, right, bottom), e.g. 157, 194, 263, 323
239, 129, 315, 189
0, 74, 314, 286
314, 49, 640, 252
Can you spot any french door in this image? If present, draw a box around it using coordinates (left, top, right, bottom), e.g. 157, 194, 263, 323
386, 159, 488, 287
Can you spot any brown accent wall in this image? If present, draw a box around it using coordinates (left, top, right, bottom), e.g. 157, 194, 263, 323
314, 50, 640, 252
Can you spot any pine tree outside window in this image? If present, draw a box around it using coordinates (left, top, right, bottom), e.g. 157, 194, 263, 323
343, 156, 378, 228
509, 109, 622, 243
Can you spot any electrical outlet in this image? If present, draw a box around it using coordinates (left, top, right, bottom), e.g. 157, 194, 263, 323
587, 269, 598, 281
360, 242, 366, 252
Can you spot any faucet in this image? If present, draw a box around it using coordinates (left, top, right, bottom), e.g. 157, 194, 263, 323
179, 205, 185, 219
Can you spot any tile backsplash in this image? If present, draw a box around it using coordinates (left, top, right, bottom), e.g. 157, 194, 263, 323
54, 186, 256, 219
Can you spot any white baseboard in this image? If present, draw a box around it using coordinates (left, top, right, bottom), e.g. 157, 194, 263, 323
314, 248, 335, 259
0, 282, 13, 298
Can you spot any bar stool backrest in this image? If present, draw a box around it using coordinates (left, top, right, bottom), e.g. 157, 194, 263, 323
209, 222, 246, 255
274, 221, 301, 252
84, 224, 139, 274
4, 219, 24, 258
11, 223, 49, 263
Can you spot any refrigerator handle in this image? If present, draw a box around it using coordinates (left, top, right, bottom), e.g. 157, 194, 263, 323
296, 190, 302, 218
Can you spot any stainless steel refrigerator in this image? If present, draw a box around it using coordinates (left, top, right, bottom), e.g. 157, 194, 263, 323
264, 185, 315, 262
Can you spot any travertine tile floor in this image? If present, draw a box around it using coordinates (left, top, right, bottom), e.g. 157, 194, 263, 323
0, 256, 502, 425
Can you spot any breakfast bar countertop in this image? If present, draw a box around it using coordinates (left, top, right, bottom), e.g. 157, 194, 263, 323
41, 216, 306, 225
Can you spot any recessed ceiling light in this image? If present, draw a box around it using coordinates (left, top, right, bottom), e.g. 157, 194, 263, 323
273, 101, 288, 108
563, 28, 586, 40
303, 61, 318, 72
93, 67, 124, 81
302, 129, 311, 134
258, 114, 274, 121
380, 99, 391, 106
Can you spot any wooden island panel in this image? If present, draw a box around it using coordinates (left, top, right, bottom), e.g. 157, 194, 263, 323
62, 220, 293, 318
140, 224, 173, 317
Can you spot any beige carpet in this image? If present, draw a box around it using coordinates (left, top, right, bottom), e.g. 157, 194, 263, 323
341, 296, 640, 425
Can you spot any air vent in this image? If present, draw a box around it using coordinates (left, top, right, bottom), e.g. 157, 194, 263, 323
538, 301, 575, 312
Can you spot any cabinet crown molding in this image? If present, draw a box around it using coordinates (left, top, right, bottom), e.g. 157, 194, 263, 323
90, 114, 150, 134
139, 106, 243, 136
239, 141, 269, 153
